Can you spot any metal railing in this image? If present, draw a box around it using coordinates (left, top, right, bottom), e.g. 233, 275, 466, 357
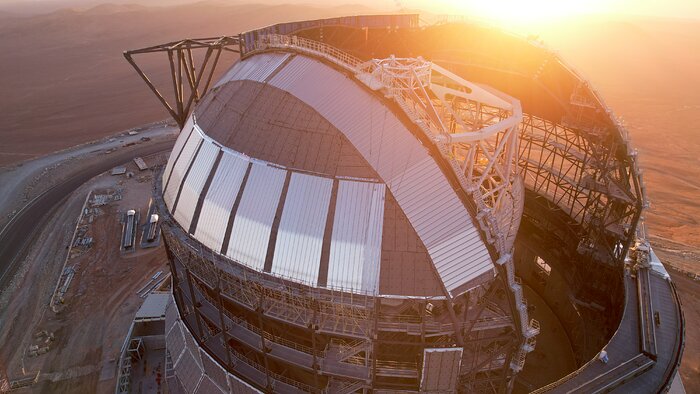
199, 287, 325, 358
247, 34, 362, 73
228, 345, 317, 393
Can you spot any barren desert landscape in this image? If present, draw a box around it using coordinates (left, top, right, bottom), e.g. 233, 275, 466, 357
0, 2, 697, 392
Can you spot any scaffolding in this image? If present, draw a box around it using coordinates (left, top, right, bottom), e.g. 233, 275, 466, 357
161, 212, 523, 392
125, 15, 663, 394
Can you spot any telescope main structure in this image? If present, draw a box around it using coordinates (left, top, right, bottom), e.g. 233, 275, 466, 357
129, 14, 684, 394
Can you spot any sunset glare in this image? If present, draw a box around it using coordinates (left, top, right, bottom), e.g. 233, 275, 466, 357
440, 0, 608, 24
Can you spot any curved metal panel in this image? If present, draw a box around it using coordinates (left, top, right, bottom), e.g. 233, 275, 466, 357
163, 115, 196, 188
215, 52, 291, 87
164, 126, 203, 210
226, 163, 287, 270
327, 180, 385, 294
195, 151, 250, 252
266, 55, 493, 294
271, 172, 333, 285
173, 140, 220, 231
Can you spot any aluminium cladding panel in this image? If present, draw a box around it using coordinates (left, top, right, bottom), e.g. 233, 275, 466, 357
163, 115, 196, 189
420, 347, 463, 392
327, 181, 386, 294
271, 172, 333, 286
167, 295, 261, 394
174, 348, 204, 393
195, 376, 226, 394
226, 163, 287, 271
166, 320, 187, 366
227, 374, 263, 394
173, 139, 220, 231
268, 55, 493, 294
164, 127, 203, 210
194, 151, 250, 252
215, 52, 291, 87
387, 157, 493, 292
199, 348, 229, 393
268, 55, 426, 181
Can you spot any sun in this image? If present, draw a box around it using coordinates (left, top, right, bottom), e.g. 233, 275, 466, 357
438, 0, 608, 25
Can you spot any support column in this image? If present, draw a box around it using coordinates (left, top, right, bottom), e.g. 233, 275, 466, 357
215, 279, 234, 370
256, 292, 274, 393
185, 266, 206, 340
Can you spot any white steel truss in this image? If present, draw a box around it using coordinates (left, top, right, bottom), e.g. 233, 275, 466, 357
355, 56, 524, 252
246, 35, 537, 376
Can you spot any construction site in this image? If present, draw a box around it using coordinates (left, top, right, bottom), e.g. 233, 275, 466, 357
0, 147, 171, 392
0, 12, 687, 394
114, 14, 685, 394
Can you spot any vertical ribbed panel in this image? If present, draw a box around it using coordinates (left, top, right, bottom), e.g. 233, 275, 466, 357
271, 173, 333, 286
194, 151, 250, 253
421, 347, 463, 392
173, 140, 219, 231
214, 53, 291, 87
327, 181, 385, 294
226, 163, 287, 270
163, 114, 195, 189
267, 55, 494, 295
387, 157, 493, 292
164, 128, 203, 211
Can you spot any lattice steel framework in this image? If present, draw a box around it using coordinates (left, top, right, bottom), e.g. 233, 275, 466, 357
520, 113, 641, 266
124, 36, 241, 128
355, 57, 524, 250
162, 217, 528, 393
125, 16, 659, 394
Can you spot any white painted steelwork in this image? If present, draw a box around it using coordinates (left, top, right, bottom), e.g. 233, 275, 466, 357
194, 150, 250, 252
327, 181, 386, 294
173, 139, 219, 231
226, 163, 286, 271
163, 127, 203, 210
247, 34, 361, 73
357, 56, 523, 253
271, 172, 333, 285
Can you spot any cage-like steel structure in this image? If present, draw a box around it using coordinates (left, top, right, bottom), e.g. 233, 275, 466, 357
128, 14, 684, 394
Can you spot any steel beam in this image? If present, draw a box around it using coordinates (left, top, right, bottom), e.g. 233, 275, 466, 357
124, 36, 241, 128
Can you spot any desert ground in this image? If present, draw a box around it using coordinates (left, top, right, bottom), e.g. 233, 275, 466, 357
0, 148, 171, 393
537, 18, 700, 273
0, 3, 697, 392
0, 2, 373, 168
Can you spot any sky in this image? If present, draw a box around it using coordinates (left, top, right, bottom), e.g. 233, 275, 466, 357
1, 0, 700, 21
400, 0, 700, 21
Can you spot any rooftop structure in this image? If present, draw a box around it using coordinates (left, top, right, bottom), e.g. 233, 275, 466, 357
126, 14, 684, 393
